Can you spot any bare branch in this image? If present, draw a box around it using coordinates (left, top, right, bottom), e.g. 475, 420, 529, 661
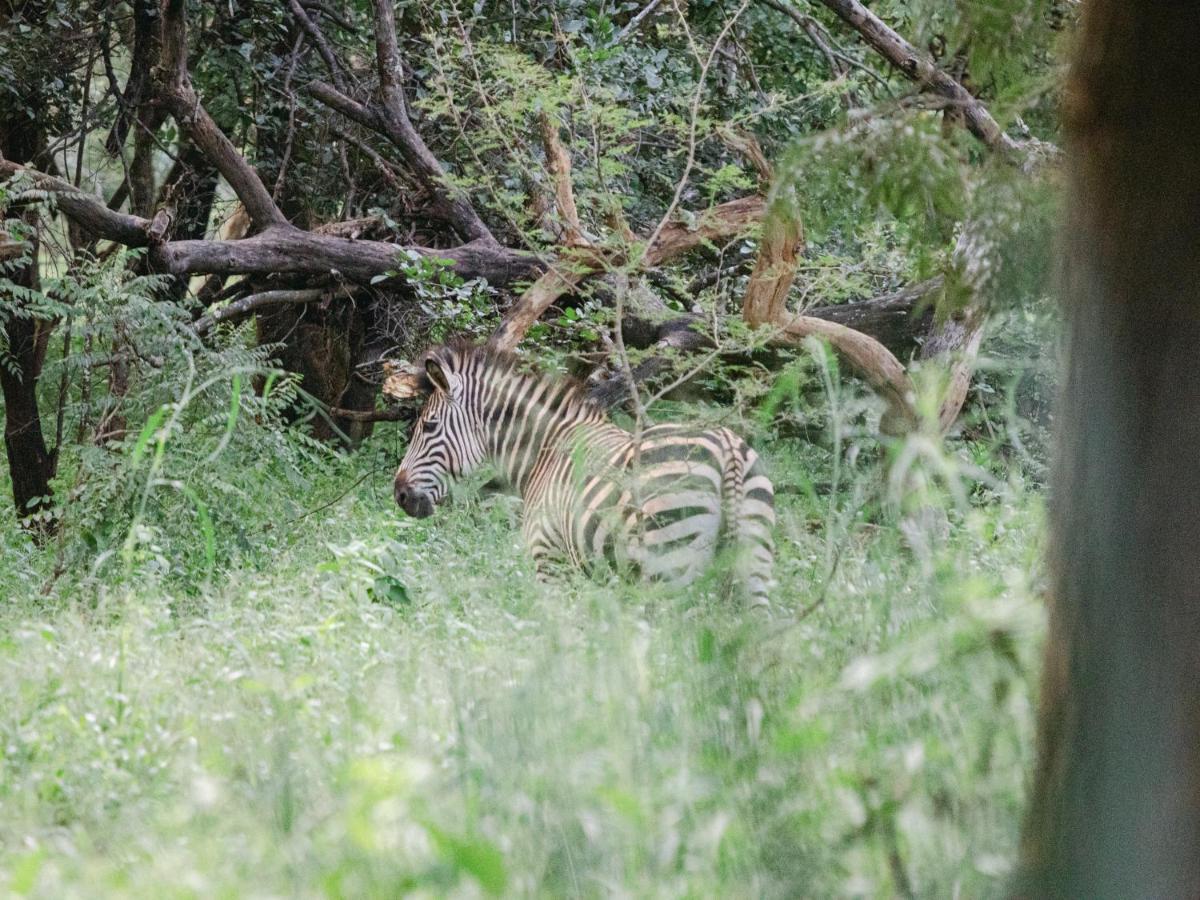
615, 0, 665, 44
381, 360, 426, 401
308, 79, 380, 126
489, 254, 599, 353
0, 161, 154, 246
194, 288, 331, 334
773, 313, 917, 429
716, 127, 773, 185
643, 195, 766, 267
286, 0, 348, 92
806, 0, 1059, 160
1, 160, 538, 285
305, 0, 495, 243
492, 193, 768, 352
157, 0, 288, 229
538, 111, 585, 246
742, 203, 803, 324
739, 188, 918, 427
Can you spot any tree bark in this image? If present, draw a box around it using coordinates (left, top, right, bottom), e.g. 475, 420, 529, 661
0, 16, 55, 525
0, 263, 55, 524
808, 278, 940, 352
1016, 3, 1200, 896
0, 162, 541, 286
809, 0, 1022, 155
302, 0, 495, 244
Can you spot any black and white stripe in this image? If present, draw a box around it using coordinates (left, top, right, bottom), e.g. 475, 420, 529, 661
393, 343, 775, 608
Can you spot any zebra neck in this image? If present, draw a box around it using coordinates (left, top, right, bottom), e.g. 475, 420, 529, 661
484, 372, 599, 492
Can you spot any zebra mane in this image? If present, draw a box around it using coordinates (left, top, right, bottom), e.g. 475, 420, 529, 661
429, 340, 608, 418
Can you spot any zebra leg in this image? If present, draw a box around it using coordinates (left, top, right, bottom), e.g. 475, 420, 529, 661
531, 549, 574, 586
730, 448, 776, 611
523, 508, 575, 586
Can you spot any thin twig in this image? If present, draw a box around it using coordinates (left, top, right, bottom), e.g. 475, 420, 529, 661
641, 0, 752, 258
614, 0, 665, 44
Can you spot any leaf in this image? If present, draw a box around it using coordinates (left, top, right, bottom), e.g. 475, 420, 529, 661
428, 827, 508, 897
180, 485, 217, 572
130, 406, 168, 469
370, 575, 411, 607
8, 848, 45, 894
204, 373, 242, 464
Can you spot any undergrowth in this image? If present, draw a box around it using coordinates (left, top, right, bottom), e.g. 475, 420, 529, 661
0, 333, 1048, 898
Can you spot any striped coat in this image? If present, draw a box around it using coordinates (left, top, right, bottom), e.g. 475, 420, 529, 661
392, 343, 775, 608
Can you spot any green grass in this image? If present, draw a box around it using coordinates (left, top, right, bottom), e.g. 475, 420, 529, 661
0, 428, 1045, 898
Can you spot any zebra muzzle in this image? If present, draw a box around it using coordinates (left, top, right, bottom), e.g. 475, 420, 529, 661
394, 475, 436, 518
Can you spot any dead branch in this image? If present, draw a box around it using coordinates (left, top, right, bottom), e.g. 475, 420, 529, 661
158, 0, 287, 230
0, 160, 539, 285
739, 195, 918, 427
1, 162, 153, 245
538, 111, 585, 246
194, 288, 332, 334
807, 277, 941, 351
490, 194, 769, 353
381, 360, 426, 401
716, 127, 774, 184
742, 201, 803, 325
772, 313, 918, 430
643, 195, 766, 267
615, 0, 666, 43
489, 253, 600, 353
808, 0, 1059, 161
301, 0, 495, 244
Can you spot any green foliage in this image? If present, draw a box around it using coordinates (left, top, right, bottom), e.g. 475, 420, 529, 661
23, 253, 338, 593
388, 250, 499, 345
0, 2, 1070, 895
0, 344, 1047, 896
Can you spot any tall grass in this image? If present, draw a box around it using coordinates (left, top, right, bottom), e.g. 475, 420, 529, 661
0, 331, 1048, 896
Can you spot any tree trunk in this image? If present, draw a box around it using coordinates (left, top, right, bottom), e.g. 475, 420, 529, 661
1017, 3, 1200, 896
0, 283, 55, 523
161, 140, 219, 301
0, 86, 55, 525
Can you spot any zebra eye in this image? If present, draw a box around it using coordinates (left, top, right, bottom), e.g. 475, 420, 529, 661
421, 419, 439, 434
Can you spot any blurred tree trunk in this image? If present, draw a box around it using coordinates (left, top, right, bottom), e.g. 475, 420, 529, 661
1017, 3, 1200, 896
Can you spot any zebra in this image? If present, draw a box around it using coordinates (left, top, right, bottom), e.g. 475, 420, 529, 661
391, 342, 776, 608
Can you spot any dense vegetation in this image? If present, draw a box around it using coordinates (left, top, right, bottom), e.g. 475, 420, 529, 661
0, 0, 1069, 894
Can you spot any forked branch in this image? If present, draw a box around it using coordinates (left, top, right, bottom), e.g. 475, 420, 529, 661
158, 0, 287, 230
300, 0, 495, 243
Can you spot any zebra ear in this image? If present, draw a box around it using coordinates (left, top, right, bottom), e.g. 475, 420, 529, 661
424, 355, 452, 394
381, 360, 430, 401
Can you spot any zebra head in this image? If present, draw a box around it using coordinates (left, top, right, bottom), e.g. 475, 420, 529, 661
393, 346, 488, 518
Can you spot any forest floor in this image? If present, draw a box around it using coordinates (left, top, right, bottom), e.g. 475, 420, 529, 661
0, 425, 1046, 897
